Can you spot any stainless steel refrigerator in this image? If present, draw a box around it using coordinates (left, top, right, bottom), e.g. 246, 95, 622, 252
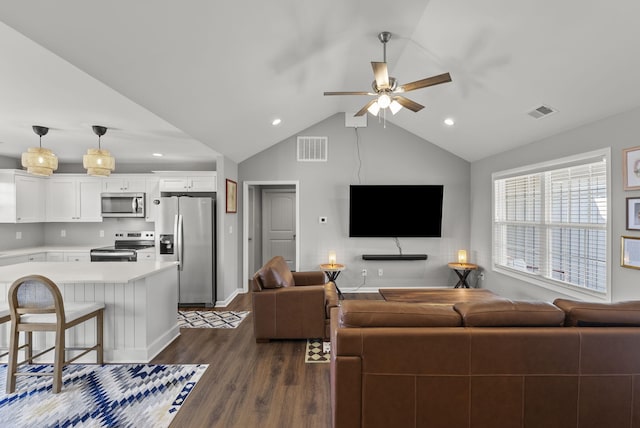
157, 195, 216, 306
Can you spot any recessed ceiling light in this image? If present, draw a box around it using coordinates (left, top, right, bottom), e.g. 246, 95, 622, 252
444, 118, 455, 126
272, 118, 282, 126
152, 153, 163, 157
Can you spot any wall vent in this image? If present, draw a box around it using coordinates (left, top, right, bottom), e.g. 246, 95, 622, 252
297, 136, 328, 162
527, 104, 557, 119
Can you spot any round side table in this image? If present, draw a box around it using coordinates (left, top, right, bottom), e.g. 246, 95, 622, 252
447, 262, 479, 288
320, 263, 345, 299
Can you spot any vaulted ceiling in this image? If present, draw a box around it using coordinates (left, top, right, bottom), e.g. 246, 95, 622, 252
1, 1, 639, 167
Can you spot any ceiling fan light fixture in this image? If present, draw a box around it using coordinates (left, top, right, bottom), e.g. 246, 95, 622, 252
367, 101, 381, 116
389, 100, 403, 115
21, 125, 58, 176
377, 93, 391, 109
84, 125, 115, 177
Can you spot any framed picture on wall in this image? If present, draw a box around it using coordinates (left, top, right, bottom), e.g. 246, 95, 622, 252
627, 197, 640, 230
621, 236, 640, 269
226, 179, 237, 213
623, 146, 640, 190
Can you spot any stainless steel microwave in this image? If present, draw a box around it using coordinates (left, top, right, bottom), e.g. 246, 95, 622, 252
101, 193, 145, 218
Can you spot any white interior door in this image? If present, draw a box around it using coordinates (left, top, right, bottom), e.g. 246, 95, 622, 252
262, 189, 296, 270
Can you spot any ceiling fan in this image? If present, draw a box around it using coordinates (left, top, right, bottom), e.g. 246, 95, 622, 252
324, 31, 452, 117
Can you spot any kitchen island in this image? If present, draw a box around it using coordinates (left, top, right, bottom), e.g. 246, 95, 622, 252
0, 261, 179, 363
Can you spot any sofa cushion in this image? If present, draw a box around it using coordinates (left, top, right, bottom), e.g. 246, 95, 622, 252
256, 256, 294, 289
454, 300, 565, 327
553, 298, 640, 326
339, 300, 462, 327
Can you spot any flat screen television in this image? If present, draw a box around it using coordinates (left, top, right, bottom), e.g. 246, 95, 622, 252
349, 184, 444, 238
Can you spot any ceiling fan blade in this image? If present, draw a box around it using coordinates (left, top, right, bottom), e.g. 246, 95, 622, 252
398, 72, 452, 93
355, 99, 378, 116
371, 62, 390, 90
394, 96, 424, 112
324, 91, 372, 96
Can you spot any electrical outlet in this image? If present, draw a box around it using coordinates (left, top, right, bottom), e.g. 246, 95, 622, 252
361, 269, 367, 277
378, 268, 383, 276
99, 230, 105, 238
16, 231, 22, 240
60, 229, 66, 237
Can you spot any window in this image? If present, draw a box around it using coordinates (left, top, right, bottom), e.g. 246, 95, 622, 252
492, 149, 610, 300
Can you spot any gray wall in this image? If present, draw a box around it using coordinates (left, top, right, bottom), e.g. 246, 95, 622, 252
471, 106, 640, 302
239, 113, 471, 290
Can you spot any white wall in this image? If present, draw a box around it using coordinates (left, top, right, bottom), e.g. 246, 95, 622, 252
217, 155, 240, 304
239, 113, 471, 290
471, 106, 640, 302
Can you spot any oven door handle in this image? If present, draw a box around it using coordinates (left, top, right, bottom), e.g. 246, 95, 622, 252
92, 251, 136, 257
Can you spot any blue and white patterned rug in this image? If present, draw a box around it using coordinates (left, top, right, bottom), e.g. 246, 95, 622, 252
177, 310, 250, 328
0, 363, 208, 428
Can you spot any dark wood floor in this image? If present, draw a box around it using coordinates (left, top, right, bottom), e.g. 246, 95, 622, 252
153, 292, 381, 428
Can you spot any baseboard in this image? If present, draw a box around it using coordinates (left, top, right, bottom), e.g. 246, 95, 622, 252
339, 287, 380, 293
216, 288, 243, 307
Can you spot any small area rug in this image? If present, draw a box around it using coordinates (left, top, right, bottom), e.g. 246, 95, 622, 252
0, 363, 208, 428
305, 339, 330, 363
177, 310, 250, 328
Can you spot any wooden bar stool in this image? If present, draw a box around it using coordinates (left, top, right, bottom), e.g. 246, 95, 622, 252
5, 274, 105, 394
0, 306, 10, 359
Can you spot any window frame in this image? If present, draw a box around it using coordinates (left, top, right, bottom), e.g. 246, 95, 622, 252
491, 148, 611, 302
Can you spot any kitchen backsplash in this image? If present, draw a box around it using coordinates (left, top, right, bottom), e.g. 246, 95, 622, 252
0, 218, 154, 250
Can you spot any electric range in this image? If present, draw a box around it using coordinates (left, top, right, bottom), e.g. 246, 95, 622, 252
90, 231, 155, 262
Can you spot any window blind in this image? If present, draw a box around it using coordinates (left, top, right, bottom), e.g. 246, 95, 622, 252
493, 154, 608, 294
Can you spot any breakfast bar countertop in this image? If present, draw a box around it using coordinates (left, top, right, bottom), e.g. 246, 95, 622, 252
0, 261, 178, 284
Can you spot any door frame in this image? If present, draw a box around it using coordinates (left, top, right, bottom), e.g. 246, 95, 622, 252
242, 180, 299, 293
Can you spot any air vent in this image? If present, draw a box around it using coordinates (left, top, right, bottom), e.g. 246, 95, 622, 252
527, 104, 557, 119
297, 136, 328, 162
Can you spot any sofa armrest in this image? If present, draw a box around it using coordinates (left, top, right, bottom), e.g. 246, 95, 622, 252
325, 282, 339, 316
292, 271, 326, 286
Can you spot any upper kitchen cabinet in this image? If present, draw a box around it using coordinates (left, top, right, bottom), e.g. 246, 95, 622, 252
158, 172, 217, 192
45, 175, 102, 222
145, 177, 160, 222
0, 170, 46, 223
102, 175, 147, 193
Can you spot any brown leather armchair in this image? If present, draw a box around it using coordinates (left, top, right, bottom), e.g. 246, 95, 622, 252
251, 256, 338, 342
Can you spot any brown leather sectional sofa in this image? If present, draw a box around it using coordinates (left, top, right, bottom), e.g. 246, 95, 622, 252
331, 298, 640, 428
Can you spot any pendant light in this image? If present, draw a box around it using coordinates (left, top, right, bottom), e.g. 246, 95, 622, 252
83, 125, 115, 176
21, 125, 58, 176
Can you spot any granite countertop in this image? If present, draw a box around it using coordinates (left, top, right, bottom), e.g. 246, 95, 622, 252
0, 261, 178, 284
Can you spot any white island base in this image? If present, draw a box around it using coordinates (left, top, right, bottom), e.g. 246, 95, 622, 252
0, 261, 179, 363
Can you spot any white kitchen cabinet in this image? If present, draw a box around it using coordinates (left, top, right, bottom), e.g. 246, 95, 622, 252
145, 177, 160, 222
158, 173, 217, 192
0, 170, 46, 223
102, 175, 147, 193
27, 252, 46, 262
46, 252, 65, 262
64, 252, 90, 262
0, 255, 29, 266
46, 176, 103, 222
137, 248, 156, 261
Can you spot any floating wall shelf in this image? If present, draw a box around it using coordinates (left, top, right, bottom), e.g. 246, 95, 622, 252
361, 254, 428, 261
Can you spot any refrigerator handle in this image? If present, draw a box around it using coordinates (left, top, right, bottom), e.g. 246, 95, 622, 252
177, 214, 184, 271
173, 214, 182, 270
